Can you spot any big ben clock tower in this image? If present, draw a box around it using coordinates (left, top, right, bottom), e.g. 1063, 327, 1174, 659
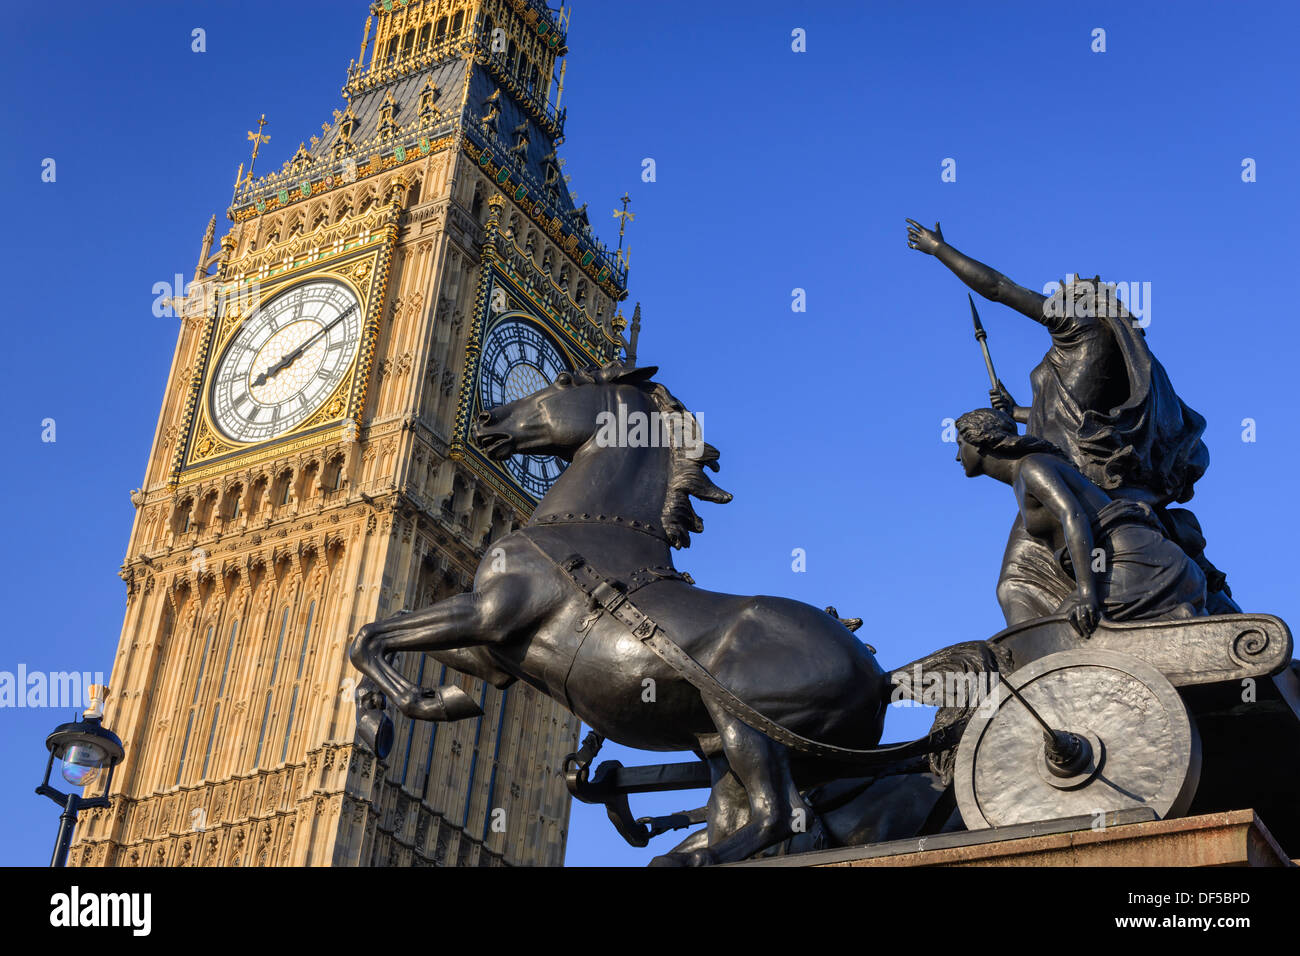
71, 0, 630, 867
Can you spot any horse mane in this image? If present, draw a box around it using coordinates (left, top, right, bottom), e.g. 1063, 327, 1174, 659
574, 362, 732, 548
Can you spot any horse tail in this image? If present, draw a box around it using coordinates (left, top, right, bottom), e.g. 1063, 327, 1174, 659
884, 640, 1012, 783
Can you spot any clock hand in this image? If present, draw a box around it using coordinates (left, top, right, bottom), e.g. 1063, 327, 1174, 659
252, 305, 357, 388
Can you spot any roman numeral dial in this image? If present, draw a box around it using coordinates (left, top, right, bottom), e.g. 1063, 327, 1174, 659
209, 279, 363, 444
477, 317, 571, 498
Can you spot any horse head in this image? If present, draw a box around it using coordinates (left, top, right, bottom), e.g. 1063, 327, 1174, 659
472, 361, 658, 462
472, 360, 732, 548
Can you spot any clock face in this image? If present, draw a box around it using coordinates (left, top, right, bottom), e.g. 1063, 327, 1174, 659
209, 279, 363, 444
477, 317, 571, 498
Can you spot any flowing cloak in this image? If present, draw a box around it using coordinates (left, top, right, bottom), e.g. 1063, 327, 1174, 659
1026, 307, 1208, 504
996, 303, 1225, 626
1056, 499, 1207, 622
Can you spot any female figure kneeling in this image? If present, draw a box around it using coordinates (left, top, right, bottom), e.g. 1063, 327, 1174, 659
955, 408, 1207, 636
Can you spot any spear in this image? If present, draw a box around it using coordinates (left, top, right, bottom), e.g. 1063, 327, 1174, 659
968, 293, 999, 389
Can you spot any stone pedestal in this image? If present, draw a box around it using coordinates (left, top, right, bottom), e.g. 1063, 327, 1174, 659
742, 809, 1293, 867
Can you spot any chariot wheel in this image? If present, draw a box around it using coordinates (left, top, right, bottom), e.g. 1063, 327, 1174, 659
953, 648, 1200, 829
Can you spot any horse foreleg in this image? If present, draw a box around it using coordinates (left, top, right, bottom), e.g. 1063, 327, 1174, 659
360, 643, 511, 704
430, 646, 518, 690
349, 583, 524, 723
652, 700, 808, 866
696, 755, 744, 840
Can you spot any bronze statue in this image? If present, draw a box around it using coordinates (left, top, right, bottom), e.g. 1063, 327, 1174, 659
349, 362, 997, 865
343, 227, 1300, 864
905, 219, 1237, 620
955, 407, 1207, 635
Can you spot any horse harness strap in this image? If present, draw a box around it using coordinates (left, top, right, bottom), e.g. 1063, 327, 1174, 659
523, 537, 960, 766
533, 512, 673, 543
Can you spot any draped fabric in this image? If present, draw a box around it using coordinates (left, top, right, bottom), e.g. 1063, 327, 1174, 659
1057, 499, 1207, 622
1026, 310, 1208, 504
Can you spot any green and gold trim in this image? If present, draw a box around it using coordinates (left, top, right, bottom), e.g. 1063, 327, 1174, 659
170, 206, 400, 485
231, 133, 453, 223
462, 137, 625, 301
449, 193, 610, 510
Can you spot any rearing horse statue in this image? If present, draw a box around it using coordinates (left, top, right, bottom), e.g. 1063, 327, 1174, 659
349, 361, 992, 865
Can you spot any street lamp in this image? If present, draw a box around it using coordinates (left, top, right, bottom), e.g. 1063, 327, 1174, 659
35, 684, 125, 867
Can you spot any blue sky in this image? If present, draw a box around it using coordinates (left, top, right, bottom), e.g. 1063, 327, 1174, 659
1, 1, 1297, 866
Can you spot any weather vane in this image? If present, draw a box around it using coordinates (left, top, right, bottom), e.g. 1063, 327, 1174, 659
245, 114, 271, 183
612, 192, 634, 268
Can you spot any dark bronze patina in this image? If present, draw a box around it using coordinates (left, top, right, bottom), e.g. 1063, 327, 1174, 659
345, 225, 1300, 864
349, 362, 998, 864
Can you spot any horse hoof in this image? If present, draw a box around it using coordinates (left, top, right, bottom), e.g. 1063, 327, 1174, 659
438, 685, 483, 720
409, 685, 483, 722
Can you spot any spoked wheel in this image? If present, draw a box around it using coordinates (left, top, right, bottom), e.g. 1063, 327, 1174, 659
953, 648, 1201, 829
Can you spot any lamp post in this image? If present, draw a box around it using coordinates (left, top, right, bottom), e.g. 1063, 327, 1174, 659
35, 684, 125, 868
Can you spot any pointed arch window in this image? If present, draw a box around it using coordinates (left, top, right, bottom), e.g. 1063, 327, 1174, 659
338, 107, 357, 143
175, 498, 194, 534
324, 455, 345, 493
377, 90, 399, 138
461, 682, 488, 829
399, 656, 427, 787
248, 477, 266, 517
200, 619, 238, 779
175, 624, 214, 786
273, 471, 292, 507
196, 491, 217, 531
482, 688, 510, 841
419, 664, 448, 798
419, 78, 440, 119
279, 599, 316, 763
225, 484, 243, 521
252, 607, 291, 769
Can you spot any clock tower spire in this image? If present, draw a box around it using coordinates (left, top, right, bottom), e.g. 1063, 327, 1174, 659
70, 0, 633, 868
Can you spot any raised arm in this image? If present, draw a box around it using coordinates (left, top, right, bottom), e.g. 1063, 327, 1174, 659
1016, 458, 1102, 636
906, 220, 1052, 328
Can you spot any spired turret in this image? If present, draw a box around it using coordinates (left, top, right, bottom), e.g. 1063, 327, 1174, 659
73, 1, 639, 870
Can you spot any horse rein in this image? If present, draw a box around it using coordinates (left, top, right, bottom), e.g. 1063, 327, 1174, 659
520, 535, 965, 768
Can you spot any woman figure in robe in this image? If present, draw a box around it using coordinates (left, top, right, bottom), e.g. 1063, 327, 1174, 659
955, 407, 1207, 636
906, 219, 1235, 621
